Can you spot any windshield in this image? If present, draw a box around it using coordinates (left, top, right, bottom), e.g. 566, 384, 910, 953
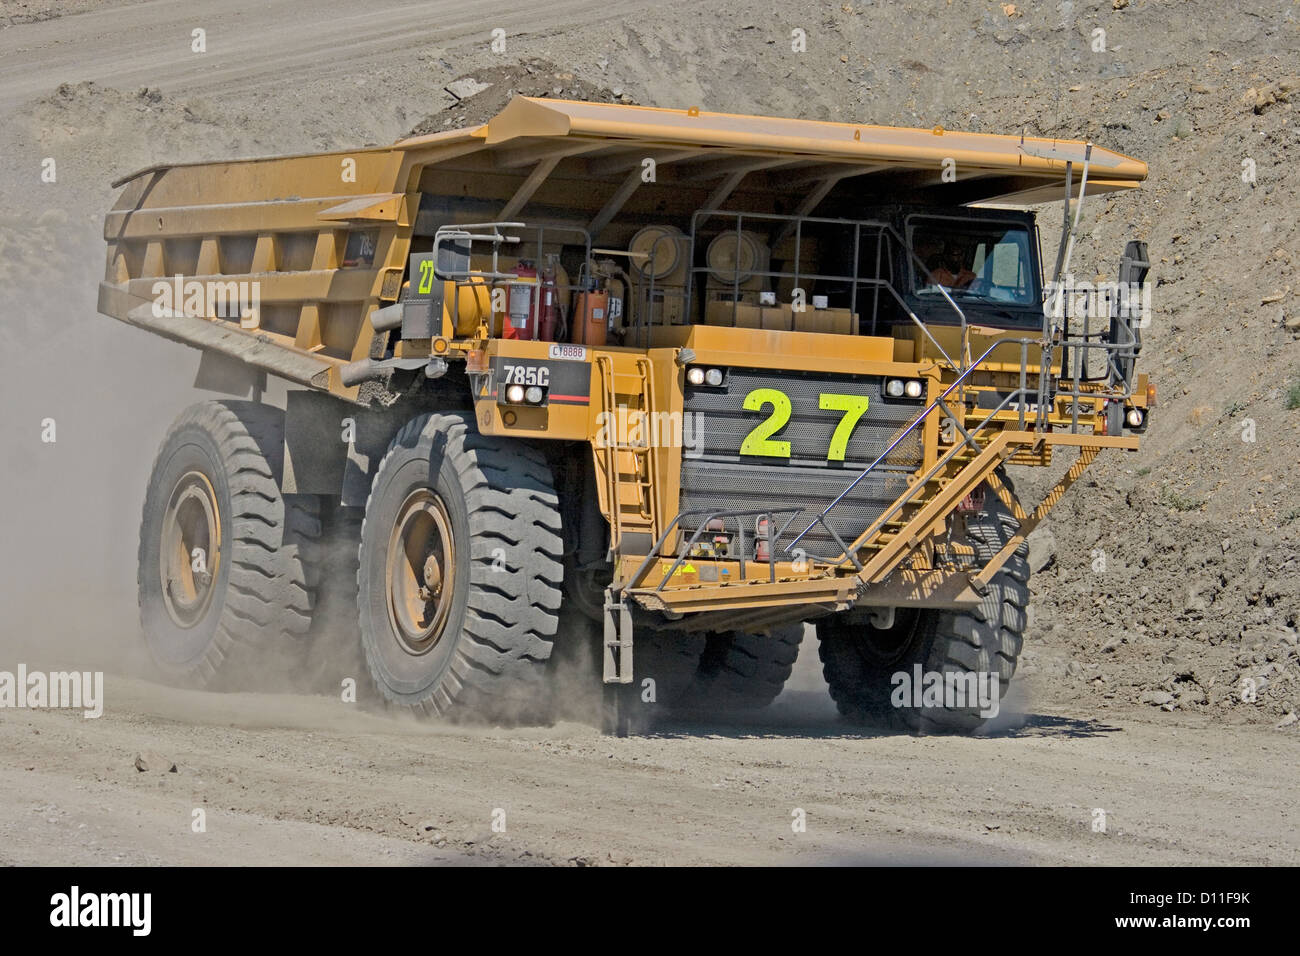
910, 219, 1037, 307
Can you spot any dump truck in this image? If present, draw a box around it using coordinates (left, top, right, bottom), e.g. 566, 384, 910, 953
99, 97, 1153, 732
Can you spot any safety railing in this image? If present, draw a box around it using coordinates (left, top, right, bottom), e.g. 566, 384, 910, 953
630, 210, 976, 376
622, 507, 807, 593
783, 340, 1031, 563
791, 327, 1144, 570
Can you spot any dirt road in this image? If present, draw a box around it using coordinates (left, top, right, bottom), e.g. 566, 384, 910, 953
2, 654, 1296, 867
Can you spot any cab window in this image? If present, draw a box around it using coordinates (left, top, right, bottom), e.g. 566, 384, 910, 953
910, 219, 1036, 307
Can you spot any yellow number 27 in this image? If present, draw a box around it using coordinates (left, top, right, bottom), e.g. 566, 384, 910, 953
417, 259, 436, 295
737, 388, 870, 461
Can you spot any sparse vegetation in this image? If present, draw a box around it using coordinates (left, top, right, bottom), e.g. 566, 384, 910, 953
1162, 486, 1204, 512
1285, 378, 1300, 411
1136, 466, 1152, 477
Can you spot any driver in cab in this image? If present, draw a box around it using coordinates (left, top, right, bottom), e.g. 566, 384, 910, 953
929, 241, 976, 290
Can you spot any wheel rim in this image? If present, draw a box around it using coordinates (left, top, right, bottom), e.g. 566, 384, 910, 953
386, 488, 457, 654
159, 470, 222, 629
859, 610, 923, 667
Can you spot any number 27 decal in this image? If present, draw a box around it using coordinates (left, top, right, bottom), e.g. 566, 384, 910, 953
417, 259, 436, 295
739, 388, 870, 462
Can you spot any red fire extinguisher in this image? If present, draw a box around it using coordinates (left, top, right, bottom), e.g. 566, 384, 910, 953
538, 261, 560, 342
503, 260, 537, 340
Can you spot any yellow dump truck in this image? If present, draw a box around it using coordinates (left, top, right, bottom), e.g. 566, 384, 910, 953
100, 98, 1153, 732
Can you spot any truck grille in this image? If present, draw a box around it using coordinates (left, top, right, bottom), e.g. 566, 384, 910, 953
679, 367, 923, 557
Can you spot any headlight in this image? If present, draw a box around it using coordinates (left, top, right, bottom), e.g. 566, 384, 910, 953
886, 378, 923, 399
525, 385, 544, 404
1126, 408, 1144, 428
686, 367, 705, 386
505, 384, 525, 404
705, 368, 724, 387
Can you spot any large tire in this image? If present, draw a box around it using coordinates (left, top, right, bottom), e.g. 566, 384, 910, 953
684, 624, 805, 710
818, 482, 1029, 733
137, 401, 316, 687
356, 412, 562, 722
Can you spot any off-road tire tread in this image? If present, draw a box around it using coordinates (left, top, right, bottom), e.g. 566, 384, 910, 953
819, 471, 1029, 733
685, 624, 805, 710
138, 400, 315, 688
358, 412, 562, 722
635, 628, 707, 708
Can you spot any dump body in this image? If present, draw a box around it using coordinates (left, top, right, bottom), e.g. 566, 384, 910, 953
100, 98, 1151, 644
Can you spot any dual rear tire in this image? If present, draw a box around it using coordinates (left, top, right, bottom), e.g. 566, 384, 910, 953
138, 403, 563, 723
137, 401, 318, 687
681, 625, 805, 711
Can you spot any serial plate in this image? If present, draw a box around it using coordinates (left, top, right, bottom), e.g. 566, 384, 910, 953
547, 343, 587, 362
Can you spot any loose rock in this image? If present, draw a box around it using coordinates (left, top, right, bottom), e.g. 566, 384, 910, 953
133, 751, 177, 773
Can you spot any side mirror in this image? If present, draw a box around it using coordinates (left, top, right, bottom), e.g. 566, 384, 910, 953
1109, 239, 1150, 386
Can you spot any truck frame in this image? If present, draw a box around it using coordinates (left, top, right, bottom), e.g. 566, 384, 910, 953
100, 98, 1153, 732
